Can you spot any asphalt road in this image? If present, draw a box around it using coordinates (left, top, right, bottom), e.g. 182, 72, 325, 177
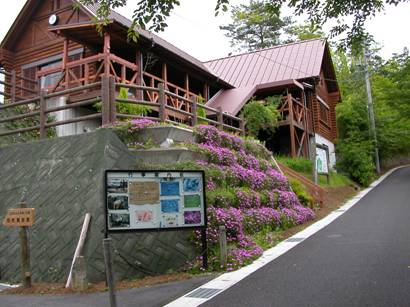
203, 166, 410, 307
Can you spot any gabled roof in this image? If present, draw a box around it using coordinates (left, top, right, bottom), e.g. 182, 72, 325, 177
204, 39, 327, 88
0, 0, 234, 88
82, 3, 223, 83
204, 39, 340, 115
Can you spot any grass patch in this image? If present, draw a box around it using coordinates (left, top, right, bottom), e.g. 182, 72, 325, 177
276, 156, 313, 174
318, 171, 354, 187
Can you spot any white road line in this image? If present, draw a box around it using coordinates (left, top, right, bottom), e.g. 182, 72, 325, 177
164, 165, 408, 307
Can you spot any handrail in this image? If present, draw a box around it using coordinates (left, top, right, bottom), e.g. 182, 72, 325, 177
0, 75, 244, 140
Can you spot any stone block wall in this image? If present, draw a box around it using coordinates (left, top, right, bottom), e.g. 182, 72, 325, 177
0, 129, 195, 283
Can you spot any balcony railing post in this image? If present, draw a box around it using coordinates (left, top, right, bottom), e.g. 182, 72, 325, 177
109, 76, 116, 123
39, 91, 47, 139
11, 70, 16, 103
190, 95, 198, 127
158, 83, 167, 122
217, 106, 223, 130
240, 113, 246, 136
101, 76, 110, 125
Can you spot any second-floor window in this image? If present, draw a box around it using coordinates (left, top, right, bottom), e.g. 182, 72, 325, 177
317, 96, 330, 126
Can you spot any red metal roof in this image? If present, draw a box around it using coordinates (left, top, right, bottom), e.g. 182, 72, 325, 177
205, 39, 326, 88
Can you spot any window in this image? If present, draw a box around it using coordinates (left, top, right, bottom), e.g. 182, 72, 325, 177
317, 96, 330, 125
21, 49, 83, 94
40, 61, 62, 89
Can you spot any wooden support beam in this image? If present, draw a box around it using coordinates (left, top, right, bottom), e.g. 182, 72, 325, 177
203, 83, 209, 101
162, 63, 168, 88
103, 32, 111, 77
63, 39, 69, 87
288, 94, 296, 157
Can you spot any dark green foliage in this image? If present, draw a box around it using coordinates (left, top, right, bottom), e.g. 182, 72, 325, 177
334, 46, 410, 185
1, 105, 56, 145
243, 98, 280, 137
220, 0, 293, 51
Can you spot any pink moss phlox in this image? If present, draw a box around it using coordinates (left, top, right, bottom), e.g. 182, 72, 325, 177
128, 119, 156, 133
200, 144, 237, 165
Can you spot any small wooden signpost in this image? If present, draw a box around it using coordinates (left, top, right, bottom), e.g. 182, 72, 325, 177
2, 202, 35, 288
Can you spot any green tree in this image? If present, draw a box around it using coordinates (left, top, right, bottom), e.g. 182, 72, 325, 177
242, 97, 280, 137
286, 22, 325, 42
219, 1, 293, 51
79, 0, 409, 48
334, 45, 410, 185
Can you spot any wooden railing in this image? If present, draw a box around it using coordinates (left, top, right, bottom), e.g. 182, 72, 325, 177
0, 76, 244, 140
278, 162, 325, 205
278, 94, 313, 133
0, 69, 38, 102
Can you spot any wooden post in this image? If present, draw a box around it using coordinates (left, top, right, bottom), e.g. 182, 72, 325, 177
10, 69, 16, 103
103, 32, 111, 77
158, 83, 166, 122
109, 76, 117, 123
103, 238, 117, 307
239, 113, 245, 136
288, 94, 296, 157
190, 95, 198, 127
162, 63, 168, 88
19, 202, 31, 288
217, 106, 223, 130
63, 39, 69, 88
101, 76, 110, 125
219, 226, 227, 268
39, 91, 47, 139
135, 50, 143, 100
203, 83, 209, 102
121, 65, 126, 83
184, 73, 189, 111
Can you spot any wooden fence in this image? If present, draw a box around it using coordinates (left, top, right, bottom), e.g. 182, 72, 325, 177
0, 75, 244, 140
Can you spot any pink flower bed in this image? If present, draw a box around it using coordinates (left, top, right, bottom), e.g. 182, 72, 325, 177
189, 125, 315, 271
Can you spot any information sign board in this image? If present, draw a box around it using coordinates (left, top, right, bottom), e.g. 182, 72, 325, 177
316, 147, 329, 174
3, 208, 35, 227
105, 170, 206, 232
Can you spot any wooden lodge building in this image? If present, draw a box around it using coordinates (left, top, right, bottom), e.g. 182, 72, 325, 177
0, 0, 341, 165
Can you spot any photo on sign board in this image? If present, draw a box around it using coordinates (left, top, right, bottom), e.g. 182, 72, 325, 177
109, 213, 130, 228
184, 211, 201, 225
160, 181, 180, 196
107, 178, 128, 193
129, 181, 160, 205
161, 214, 179, 227
183, 178, 200, 193
136, 210, 154, 223
161, 199, 179, 213
107, 195, 129, 210
184, 194, 201, 208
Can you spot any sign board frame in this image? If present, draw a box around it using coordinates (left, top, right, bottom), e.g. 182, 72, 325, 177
104, 170, 207, 234
315, 144, 330, 175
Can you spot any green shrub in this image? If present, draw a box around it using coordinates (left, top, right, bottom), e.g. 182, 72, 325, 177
243, 98, 280, 137
94, 87, 150, 116
289, 178, 314, 207
336, 139, 375, 186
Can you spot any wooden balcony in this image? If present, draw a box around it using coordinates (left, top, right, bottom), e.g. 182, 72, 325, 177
277, 93, 314, 158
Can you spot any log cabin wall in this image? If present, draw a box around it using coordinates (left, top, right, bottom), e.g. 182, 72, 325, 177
314, 70, 339, 141
1, 0, 95, 96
